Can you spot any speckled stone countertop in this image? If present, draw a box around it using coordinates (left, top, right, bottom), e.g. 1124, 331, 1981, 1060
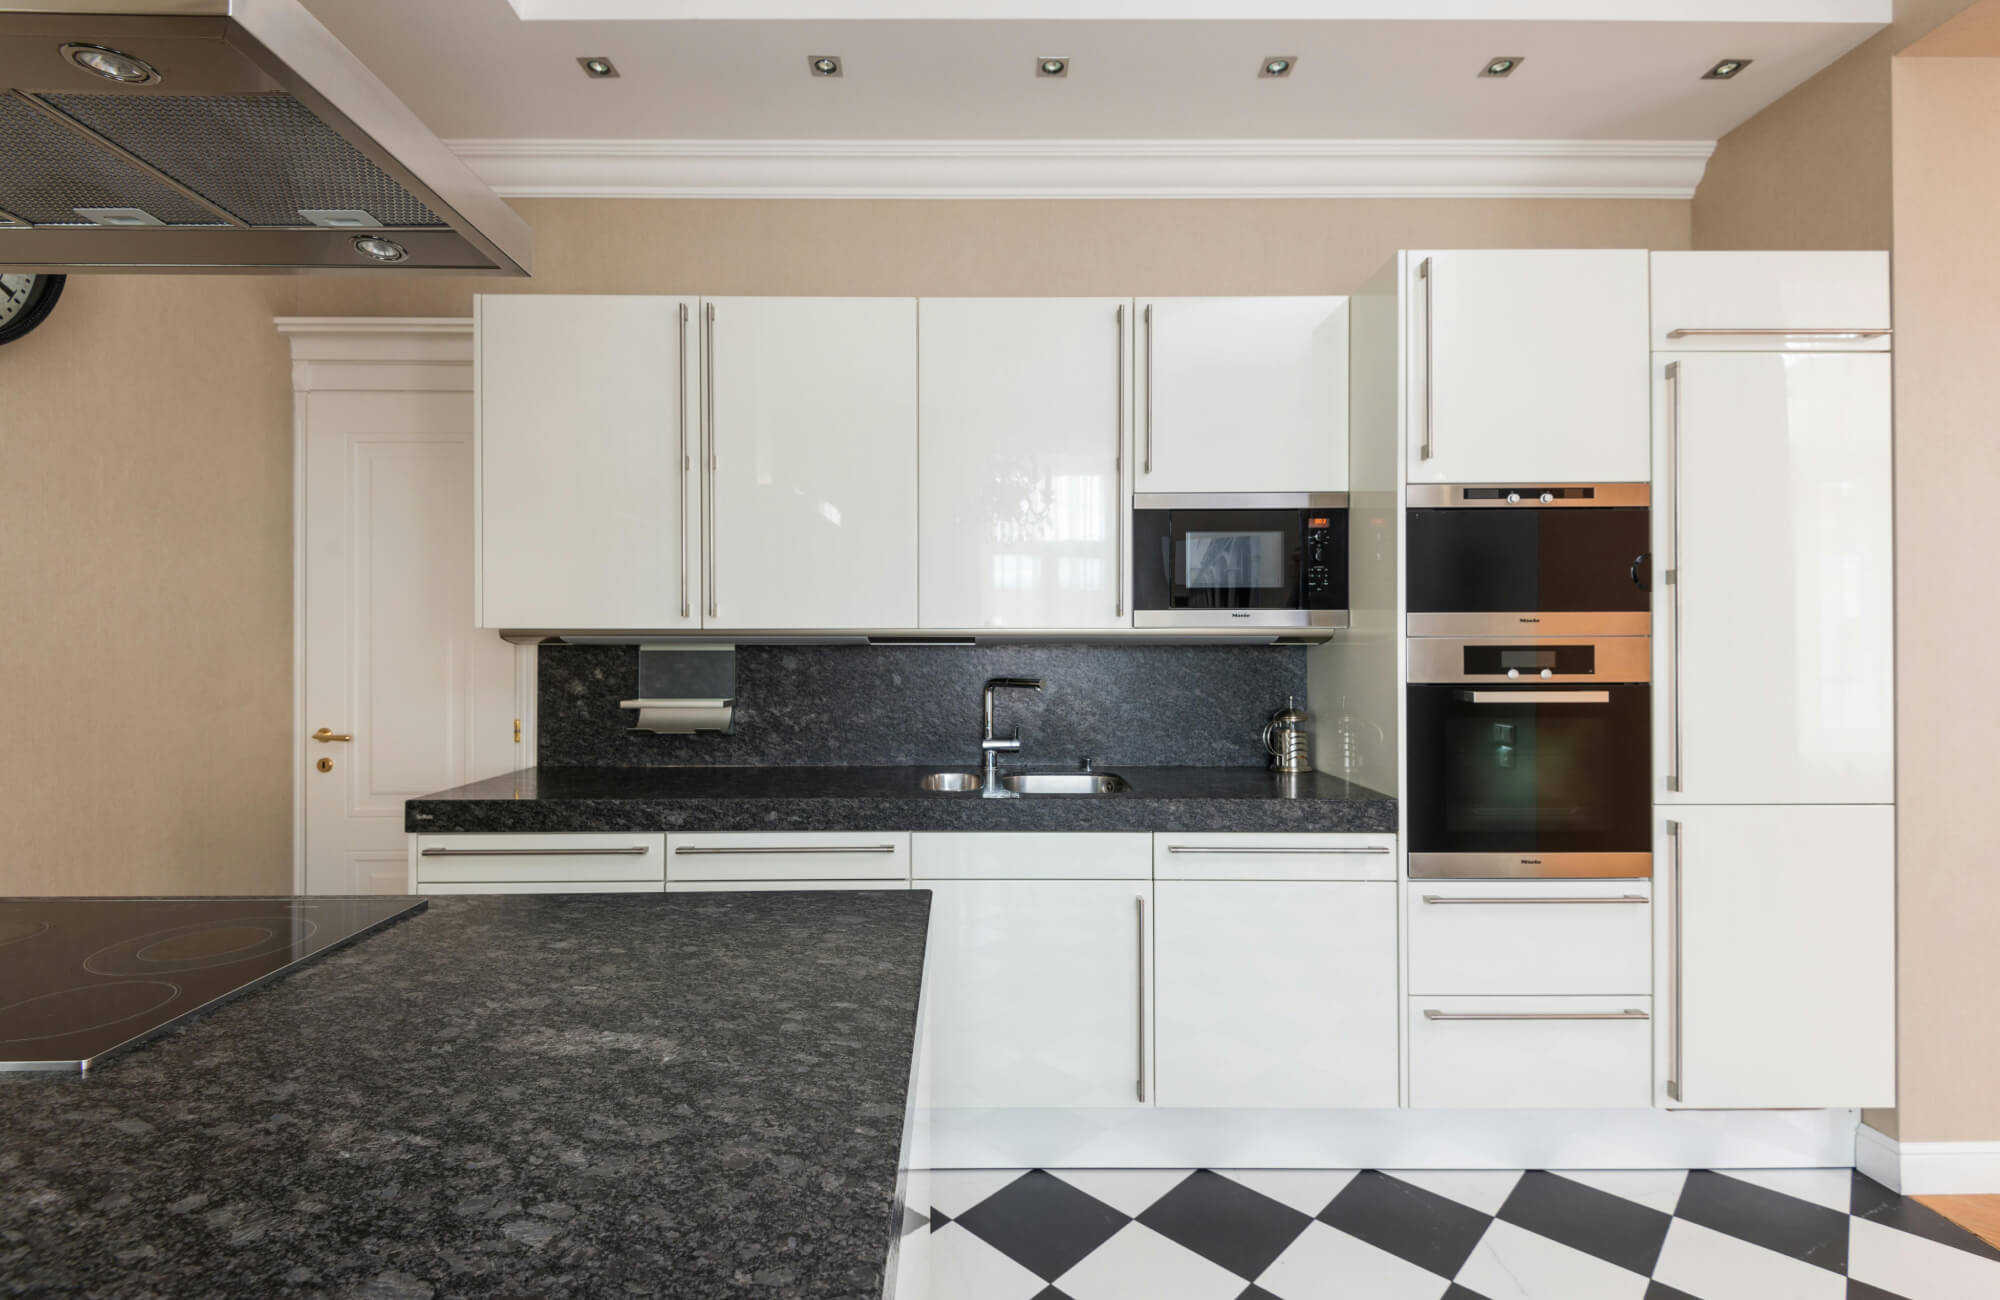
405, 766, 1397, 835
0, 892, 930, 1300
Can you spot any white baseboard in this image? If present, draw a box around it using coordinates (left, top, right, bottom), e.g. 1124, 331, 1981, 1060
1857, 1123, 2000, 1194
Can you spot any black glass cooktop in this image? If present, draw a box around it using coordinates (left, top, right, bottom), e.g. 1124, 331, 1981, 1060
0, 896, 424, 1074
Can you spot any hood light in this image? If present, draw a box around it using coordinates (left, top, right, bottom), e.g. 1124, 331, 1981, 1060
74, 208, 163, 227
61, 43, 160, 85
1260, 56, 1296, 78
352, 236, 408, 263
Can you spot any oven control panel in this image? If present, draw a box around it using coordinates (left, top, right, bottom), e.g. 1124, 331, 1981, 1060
1304, 515, 1339, 609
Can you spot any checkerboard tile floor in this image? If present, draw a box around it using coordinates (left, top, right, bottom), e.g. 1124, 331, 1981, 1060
909, 1167, 2000, 1299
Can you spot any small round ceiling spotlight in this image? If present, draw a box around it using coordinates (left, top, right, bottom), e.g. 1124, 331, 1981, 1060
1480, 56, 1524, 78
1259, 56, 1297, 79
809, 55, 843, 77
1703, 57, 1753, 80
352, 236, 409, 264
1037, 56, 1069, 78
60, 43, 160, 85
577, 56, 619, 79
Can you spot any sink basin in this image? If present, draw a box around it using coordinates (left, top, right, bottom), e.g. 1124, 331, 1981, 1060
999, 772, 1131, 795
919, 772, 981, 792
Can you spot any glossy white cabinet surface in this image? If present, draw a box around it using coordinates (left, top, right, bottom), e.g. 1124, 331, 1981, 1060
1407, 882, 1652, 996
912, 832, 1151, 881
1655, 352, 1894, 804
1409, 996, 1653, 1109
1155, 881, 1397, 1108
918, 299, 1129, 629
1410, 250, 1651, 484
1136, 297, 1349, 494
1658, 806, 1894, 1110
412, 833, 666, 893
702, 297, 918, 629
923, 880, 1152, 1109
667, 832, 911, 883
1153, 832, 1396, 881
477, 295, 698, 630
1650, 252, 1891, 351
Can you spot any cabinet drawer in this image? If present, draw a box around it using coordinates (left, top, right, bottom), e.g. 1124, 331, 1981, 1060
668, 832, 910, 882
1409, 997, 1653, 1109
913, 833, 1151, 881
1155, 833, 1396, 881
665, 879, 909, 893
419, 880, 664, 895
414, 834, 665, 885
1407, 882, 1651, 995
1650, 252, 1890, 351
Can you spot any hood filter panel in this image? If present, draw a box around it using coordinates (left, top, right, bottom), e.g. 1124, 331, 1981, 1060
0, 93, 225, 227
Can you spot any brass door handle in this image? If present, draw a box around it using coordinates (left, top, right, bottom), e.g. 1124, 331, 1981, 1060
312, 728, 352, 743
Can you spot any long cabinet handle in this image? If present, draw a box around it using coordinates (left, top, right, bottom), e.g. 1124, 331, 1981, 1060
1665, 359, 1683, 793
1166, 845, 1391, 855
1424, 1009, 1649, 1022
1142, 304, 1154, 475
703, 302, 718, 620
674, 844, 900, 856
1665, 327, 1890, 339
1421, 894, 1648, 905
421, 846, 650, 857
1455, 690, 1610, 705
1135, 894, 1147, 1103
1115, 304, 1126, 619
1668, 818, 1684, 1103
678, 301, 691, 620
1419, 256, 1435, 461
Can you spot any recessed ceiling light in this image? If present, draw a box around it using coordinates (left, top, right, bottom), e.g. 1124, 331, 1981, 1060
1259, 56, 1297, 79
1703, 57, 1752, 80
577, 56, 618, 79
60, 42, 159, 85
809, 55, 843, 78
352, 236, 409, 263
1037, 56, 1069, 78
1480, 56, 1524, 78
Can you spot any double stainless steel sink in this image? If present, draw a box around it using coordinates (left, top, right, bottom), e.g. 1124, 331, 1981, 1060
920, 771, 1131, 795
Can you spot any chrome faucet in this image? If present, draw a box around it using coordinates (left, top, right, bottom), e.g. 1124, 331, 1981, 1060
981, 677, 1045, 792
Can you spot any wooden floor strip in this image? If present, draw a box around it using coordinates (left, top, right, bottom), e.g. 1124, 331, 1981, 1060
1915, 1194, 2000, 1250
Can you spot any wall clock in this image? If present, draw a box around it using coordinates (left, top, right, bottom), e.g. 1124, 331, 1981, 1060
0, 274, 65, 346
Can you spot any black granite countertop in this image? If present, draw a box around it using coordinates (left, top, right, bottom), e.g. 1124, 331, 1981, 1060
0, 891, 931, 1300
405, 765, 1397, 835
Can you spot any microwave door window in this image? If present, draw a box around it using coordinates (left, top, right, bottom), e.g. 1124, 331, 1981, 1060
1183, 531, 1286, 606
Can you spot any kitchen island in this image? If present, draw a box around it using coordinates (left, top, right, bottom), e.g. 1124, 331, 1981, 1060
0, 891, 931, 1300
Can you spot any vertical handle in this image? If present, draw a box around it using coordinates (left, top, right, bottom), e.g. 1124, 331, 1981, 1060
1667, 818, 1684, 1103
703, 302, 717, 620
1115, 304, 1127, 619
1419, 257, 1435, 461
1142, 304, 1154, 476
677, 301, 690, 620
1135, 894, 1147, 1103
1665, 359, 1682, 793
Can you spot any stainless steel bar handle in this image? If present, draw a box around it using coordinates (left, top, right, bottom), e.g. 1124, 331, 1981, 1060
1668, 818, 1684, 1102
1135, 894, 1147, 1102
1142, 304, 1154, 475
421, 846, 650, 857
1167, 845, 1392, 855
1421, 894, 1648, 905
1424, 1009, 1649, 1022
678, 301, 691, 620
1115, 304, 1126, 619
704, 302, 718, 620
1665, 359, 1683, 794
1666, 327, 1891, 339
1456, 691, 1612, 705
673, 845, 899, 855
1419, 257, 1435, 461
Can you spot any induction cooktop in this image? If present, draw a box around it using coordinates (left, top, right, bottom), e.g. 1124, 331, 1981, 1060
0, 896, 425, 1074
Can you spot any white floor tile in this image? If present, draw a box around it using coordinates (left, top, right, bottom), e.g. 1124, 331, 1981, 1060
930, 1169, 1032, 1218
1055, 1222, 1248, 1300
924, 1222, 1050, 1300
1547, 1169, 1689, 1217
1650, 1218, 1846, 1300
1716, 1167, 1856, 1215
1255, 1221, 1453, 1300
1384, 1169, 1524, 1215
1848, 1215, 2000, 1300
1215, 1169, 1359, 1217
1049, 1169, 1193, 1217
1454, 1219, 1650, 1300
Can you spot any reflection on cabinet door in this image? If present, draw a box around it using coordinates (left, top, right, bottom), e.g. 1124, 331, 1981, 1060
1154, 882, 1396, 1108
922, 880, 1151, 1109
918, 299, 1129, 629
1655, 352, 1893, 804
702, 297, 918, 629
1659, 806, 1894, 1110
1136, 297, 1349, 494
477, 294, 699, 630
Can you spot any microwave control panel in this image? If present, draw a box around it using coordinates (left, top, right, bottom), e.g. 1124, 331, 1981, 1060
1304, 515, 1339, 609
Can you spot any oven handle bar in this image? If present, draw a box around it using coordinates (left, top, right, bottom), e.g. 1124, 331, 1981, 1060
1452, 690, 1612, 704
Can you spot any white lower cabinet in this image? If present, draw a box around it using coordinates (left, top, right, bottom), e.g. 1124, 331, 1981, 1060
666, 831, 911, 891
1409, 996, 1654, 1109
411, 833, 666, 894
1407, 881, 1652, 996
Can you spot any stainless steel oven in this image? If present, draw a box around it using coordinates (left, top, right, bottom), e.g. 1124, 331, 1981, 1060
1406, 637, 1652, 879
1132, 493, 1348, 629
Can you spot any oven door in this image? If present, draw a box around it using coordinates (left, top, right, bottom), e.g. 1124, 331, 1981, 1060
1406, 679, 1653, 879
1132, 494, 1348, 628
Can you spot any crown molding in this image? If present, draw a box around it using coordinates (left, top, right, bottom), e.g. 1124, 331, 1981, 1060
445, 137, 1715, 201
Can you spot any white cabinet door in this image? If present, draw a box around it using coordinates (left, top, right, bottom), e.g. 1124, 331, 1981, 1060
1410, 250, 1651, 484
1655, 352, 1894, 804
477, 294, 698, 630
1650, 252, 1891, 352
1658, 806, 1895, 1110
701, 297, 918, 629
917, 299, 1129, 629
1154, 882, 1397, 1108
922, 880, 1151, 1109
1136, 297, 1349, 494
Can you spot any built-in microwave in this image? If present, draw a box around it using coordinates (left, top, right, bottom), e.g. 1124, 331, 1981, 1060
1132, 493, 1348, 629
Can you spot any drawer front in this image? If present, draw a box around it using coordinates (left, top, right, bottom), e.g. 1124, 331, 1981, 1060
414, 834, 665, 884
1409, 996, 1653, 1109
912, 832, 1151, 881
1650, 251, 1890, 352
1407, 881, 1651, 995
668, 832, 911, 882
1155, 833, 1397, 882
665, 879, 909, 893
418, 880, 663, 895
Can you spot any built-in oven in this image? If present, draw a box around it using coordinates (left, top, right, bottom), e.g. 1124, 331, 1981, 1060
1132, 493, 1348, 629
1406, 637, 1652, 879
1406, 484, 1650, 637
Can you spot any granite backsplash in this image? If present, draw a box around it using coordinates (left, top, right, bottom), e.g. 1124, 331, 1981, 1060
537, 643, 1309, 768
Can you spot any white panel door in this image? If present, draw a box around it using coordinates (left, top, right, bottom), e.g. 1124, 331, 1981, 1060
1136, 297, 1349, 494
1655, 352, 1894, 804
477, 294, 699, 630
1649, 252, 1892, 352
918, 298, 1129, 629
702, 297, 918, 629
922, 880, 1151, 1109
1659, 806, 1895, 1110
303, 388, 520, 895
1154, 882, 1397, 1108
1410, 250, 1651, 484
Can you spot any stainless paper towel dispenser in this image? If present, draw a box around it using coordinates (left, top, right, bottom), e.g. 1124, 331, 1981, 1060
619, 645, 736, 734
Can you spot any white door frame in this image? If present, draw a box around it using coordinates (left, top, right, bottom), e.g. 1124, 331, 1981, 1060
278, 317, 536, 895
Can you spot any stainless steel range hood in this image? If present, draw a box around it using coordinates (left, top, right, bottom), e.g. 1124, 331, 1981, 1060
0, 0, 530, 274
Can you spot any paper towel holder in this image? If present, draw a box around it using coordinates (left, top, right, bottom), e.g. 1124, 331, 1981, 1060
619, 645, 737, 735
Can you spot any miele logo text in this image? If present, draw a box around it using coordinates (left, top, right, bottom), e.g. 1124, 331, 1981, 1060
1520, 859, 1542, 865
1519, 617, 1541, 623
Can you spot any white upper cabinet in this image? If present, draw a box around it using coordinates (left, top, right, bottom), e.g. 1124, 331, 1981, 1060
1409, 250, 1651, 484
477, 294, 699, 630
918, 298, 1130, 629
1135, 297, 1350, 494
1650, 252, 1892, 352
701, 297, 919, 630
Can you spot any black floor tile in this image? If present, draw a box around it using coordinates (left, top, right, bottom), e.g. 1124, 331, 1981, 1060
1029, 1289, 1077, 1300
1236, 1288, 1284, 1300
1847, 1281, 1913, 1300
1497, 1170, 1673, 1277
1849, 1170, 2000, 1263
1443, 1286, 1496, 1300
1645, 1284, 1703, 1300
953, 1169, 1131, 1282
1675, 1169, 1849, 1273
1317, 1170, 1493, 1280
1137, 1169, 1313, 1281
929, 1207, 951, 1232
